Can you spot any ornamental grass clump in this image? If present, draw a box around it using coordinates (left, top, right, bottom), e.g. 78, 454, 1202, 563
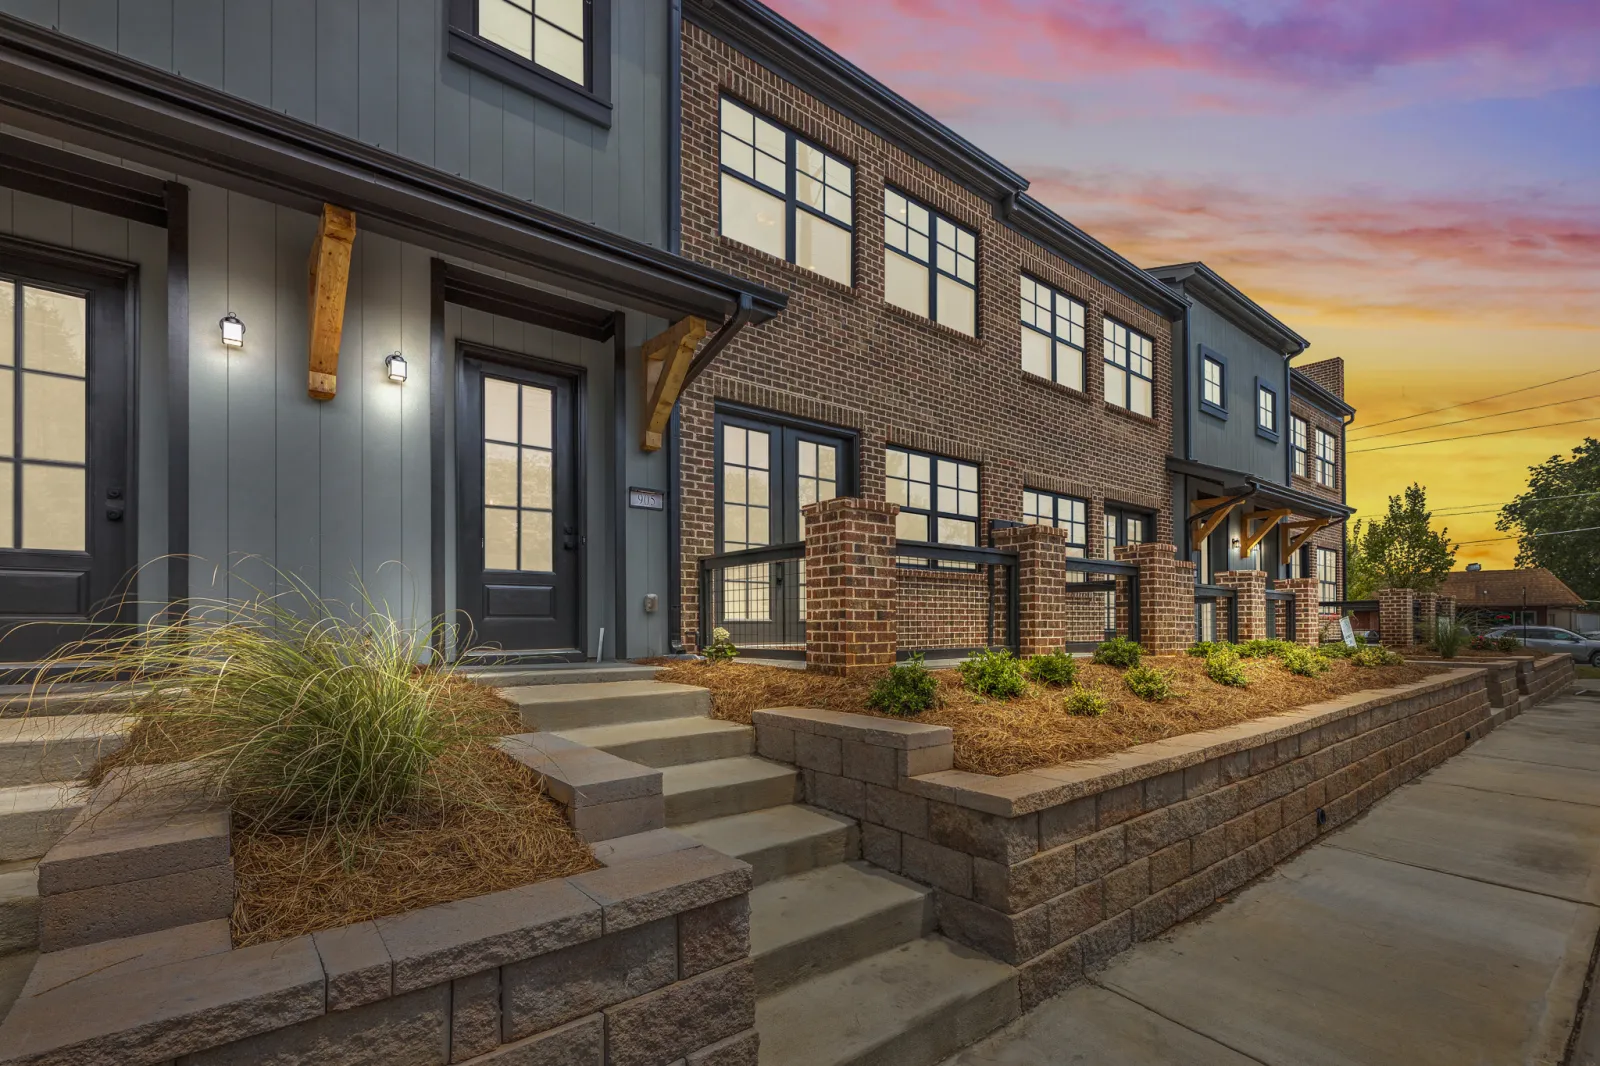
1024, 651, 1079, 688
1091, 637, 1144, 669
959, 648, 1028, 699
868, 654, 939, 717
1124, 664, 1178, 702
1429, 619, 1472, 660
1280, 645, 1330, 678
1205, 645, 1249, 687
1063, 686, 1109, 717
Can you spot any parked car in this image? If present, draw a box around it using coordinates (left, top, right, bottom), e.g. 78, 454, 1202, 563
1484, 627, 1600, 666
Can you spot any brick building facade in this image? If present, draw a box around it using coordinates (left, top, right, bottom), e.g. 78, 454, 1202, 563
1290, 359, 1353, 614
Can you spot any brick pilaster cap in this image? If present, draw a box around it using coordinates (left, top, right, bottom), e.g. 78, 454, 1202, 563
801, 497, 900, 520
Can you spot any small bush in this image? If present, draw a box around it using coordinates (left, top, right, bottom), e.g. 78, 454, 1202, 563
1430, 619, 1472, 660
1280, 645, 1330, 677
868, 654, 939, 717
1188, 641, 1226, 658
1351, 645, 1404, 667
1024, 651, 1079, 688
1205, 645, 1249, 687
1497, 635, 1523, 652
959, 648, 1028, 699
1319, 641, 1356, 660
1236, 638, 1294, 659
1125, 664, 1178, 701
1063, 686, 1109, 717
1091, 637, 1144, 669
705, 626, 739, 663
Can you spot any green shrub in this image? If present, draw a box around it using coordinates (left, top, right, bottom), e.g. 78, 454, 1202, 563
1187, 641, 1226, 658
704, 626, 739, 663
1091, 637, 1144, 669
1205, 645, 1249, 687
1064, 686, 1109, 717
1024, 651, 1079, 688
1352, 645, 1404, 667
958, 648, 1027, 699
1124, 664, 1178, 701
1280, 645, 1330, 677
1496, 635, 1523, 652
868, 654, 939, 717
1319, 641, 1356, 660
1236, 638, 1294, 659
1430, 619, 1472, 660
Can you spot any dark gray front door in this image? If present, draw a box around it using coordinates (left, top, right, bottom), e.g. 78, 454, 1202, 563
457, 351, 582, 657
0, 253, 132, 662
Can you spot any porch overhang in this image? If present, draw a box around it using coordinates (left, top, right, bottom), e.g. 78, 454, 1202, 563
0, 13, 788, 329
1169, 457, 1354, 521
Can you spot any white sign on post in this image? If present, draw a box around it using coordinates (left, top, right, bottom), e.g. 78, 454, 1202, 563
1340, 617, 1357, 647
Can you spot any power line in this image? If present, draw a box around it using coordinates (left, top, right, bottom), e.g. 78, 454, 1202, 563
1352, 367, 1600, 433
1347, 416, 1600, 454
1351, 394, 1600, 442
1457, 525, 1600, 546
1429, 490, 1600, 513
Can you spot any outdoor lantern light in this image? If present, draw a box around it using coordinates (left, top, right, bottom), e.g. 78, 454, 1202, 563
384, 352, 408, 384
219, 312, 245, 349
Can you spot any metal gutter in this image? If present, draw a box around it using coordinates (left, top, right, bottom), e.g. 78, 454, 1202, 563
1147, 262, 1308, 356
1007, 194, 1189, 319
1289, 368, 1355, 417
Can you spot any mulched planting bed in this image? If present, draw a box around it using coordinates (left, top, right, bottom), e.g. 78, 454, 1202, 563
653, 656, 1445, 776
1392, 646, 1536, 660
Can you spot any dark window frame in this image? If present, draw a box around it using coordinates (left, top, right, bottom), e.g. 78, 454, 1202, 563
886, 444, 980, 569
1291, 415, 1309, 478
1316, 547, 1338, 604
446, 0, 613, 128
1254, 376, 1280, 442
1019, 275, 1086, 391
1198, 345, 1227, 420
882, 186, 979, 336
1315, 427, 1338, 488
1103, 317, 1154, 417
1022, 488, 1088, 554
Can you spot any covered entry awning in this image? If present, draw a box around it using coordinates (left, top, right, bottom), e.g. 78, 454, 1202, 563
1170, 457, 1353, 557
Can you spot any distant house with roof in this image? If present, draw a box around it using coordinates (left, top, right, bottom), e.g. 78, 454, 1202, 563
1442, 568, 1588, 630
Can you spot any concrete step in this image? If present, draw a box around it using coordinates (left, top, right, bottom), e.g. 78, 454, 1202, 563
0, 948, 37, 1022
0, 685, 141, 719
750, 861, 934, 995
502, 681, 710, 731
756, 935, 1019, 1066
551, 717, 753, 768
0, 861, 38, 955
458, 663, 660, 687
677, 804, 859, 886
662, 757, 799, 826
0, 715, 132, 789
0, 783, 88, 864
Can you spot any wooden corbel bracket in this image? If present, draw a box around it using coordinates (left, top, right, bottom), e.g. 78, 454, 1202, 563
640, 316, 708, 452
1240, 508, 1294, 556
306, 203, 357, 401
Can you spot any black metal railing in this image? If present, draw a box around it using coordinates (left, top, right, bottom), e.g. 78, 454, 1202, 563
1265, 587, 1296, 643
895, 543, 1020, 660
697, 542, 807, 659
1195, 583, 1238, 643
1062, 557, 1140, 651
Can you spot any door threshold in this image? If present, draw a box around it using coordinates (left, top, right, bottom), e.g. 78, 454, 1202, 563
457, 651, 589, 668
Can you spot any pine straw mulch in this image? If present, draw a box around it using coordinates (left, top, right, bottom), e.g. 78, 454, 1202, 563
650, 656, 1445, 777
1391, 645, 1538, 661
89, 675, 599, 948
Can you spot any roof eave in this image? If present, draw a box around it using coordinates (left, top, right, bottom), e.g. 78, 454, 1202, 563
1010, 195, 1188, 318
1290, 369, 1355, 417
1148, 262, 1308, 356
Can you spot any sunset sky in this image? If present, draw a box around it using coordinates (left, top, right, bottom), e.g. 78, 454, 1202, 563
766, 0, 1600, 569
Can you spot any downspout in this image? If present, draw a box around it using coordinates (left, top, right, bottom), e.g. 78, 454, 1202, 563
1341, 408, 1354, 601
682, 293, 755, 389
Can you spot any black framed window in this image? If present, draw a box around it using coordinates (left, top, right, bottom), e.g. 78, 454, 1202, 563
447, 0, 612, 127
1199, 347, 1226, 418
883, 189, 977, 336
1317, 547, 1338, 604
1019, 277, 1085, 390
1103, 318, 1153, 416
719, 98, 854, 286
1315, 428, 1337, 488
887, 446, 978, 567
1255, 378, 1279, 441
1023, 489, 1088, 557
1291, 416, 1309, 478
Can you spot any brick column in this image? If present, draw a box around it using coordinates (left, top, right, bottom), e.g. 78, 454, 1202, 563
1275, 578, 1320, 646
803, 497, 898, 676
1437, 596, 1456, 623
1379, 588, 1415, 648
1415, 591, 1439, 643
1216, 570, 1268, 641
993, 524, 1070, 656
1114, 543, 1195, 654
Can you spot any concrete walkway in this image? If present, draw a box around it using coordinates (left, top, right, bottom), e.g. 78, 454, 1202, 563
945, 693, 1600, 1066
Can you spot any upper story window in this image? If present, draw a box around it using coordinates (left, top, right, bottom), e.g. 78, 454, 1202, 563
883, 190, 977, 336
447, 0, 612, 126
1291, 416, 1308, 477
1103, 319, 1153, 417
1315, 428, 1338, 488
1255, 379, 1279, 441
719, 98, 854, 287
1020, 277, 1085, 390
886, 446, 978, 550
1200, 349, 1226, 417
1023, 489, 1088, 557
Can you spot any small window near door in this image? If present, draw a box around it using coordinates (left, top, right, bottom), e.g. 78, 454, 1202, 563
1317, 547, 1338, 604
482, 378, 555, 573
1200, 349, 1226, 418
1255, 378, 1280, 441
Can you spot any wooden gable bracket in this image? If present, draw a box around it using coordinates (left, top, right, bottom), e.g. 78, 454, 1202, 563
640, 316, 708, 452
1281, 517, 1333, 558
1240, 508, 1294, 557
1189, 495, 1247, 545
306, 203, 357, 401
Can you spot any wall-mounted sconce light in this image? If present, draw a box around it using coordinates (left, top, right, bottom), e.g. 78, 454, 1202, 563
384, 352, 408, 384
219, 312, 245, 349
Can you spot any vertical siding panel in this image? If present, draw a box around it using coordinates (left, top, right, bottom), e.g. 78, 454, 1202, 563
58, 0, 116, 50
187, 184, 229, 597
225, 193, 278, 602
531, 104, 565, 215
435, 40, 471, 177
359, 233, 405, 615
171, 0, 225, 89
223, 0, 273, 107
457, 306, 493, 347
398, 245, 431, 633
272, 0, 318, 123
65, 207, 127, 261
563, 112, 594, 224
316, 0, 360, 138
501, 89, 536, 206
640, 0, 664, 246
129, 221, 170, 613
396, 0, 436, 166
9, 192, 71, 246
0, 1, 58, 29
118, 0, 174, 70
358, 0, 400, 151
467, 71, 504, 193
274, 206, 321, 595
615, 0, 643, 243
319, 240, 365, 602
441, 302, 460, 628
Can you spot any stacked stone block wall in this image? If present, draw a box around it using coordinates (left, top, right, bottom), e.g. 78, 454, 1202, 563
803, 498, 898, 675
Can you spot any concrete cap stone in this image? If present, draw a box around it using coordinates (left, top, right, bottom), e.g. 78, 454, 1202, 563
751, 708, 952, 750
568, 846, 752, 935
498, 734, 663, 807
591, 828, 704, 868
19, 919, 232, 1003
311, 920, 392, 1011
375, 877, 601, 993
39, 807, 231, 895
0, 934, 324, 1066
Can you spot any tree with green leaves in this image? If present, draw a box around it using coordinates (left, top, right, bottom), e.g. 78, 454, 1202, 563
1355, 484, 1457, 593
1345, 518, 1379, 600
1496, 438, 1600, 602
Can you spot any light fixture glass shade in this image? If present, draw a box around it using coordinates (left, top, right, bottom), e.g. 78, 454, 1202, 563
384, 352, 408, 383
219, 312, 245, 348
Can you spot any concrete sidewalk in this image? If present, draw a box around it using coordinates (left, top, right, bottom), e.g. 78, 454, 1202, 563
945, 693, 1600, 1066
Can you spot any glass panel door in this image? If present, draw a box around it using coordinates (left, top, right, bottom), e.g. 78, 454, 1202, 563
720, 422, 773, 625
2, 282, 88, 553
